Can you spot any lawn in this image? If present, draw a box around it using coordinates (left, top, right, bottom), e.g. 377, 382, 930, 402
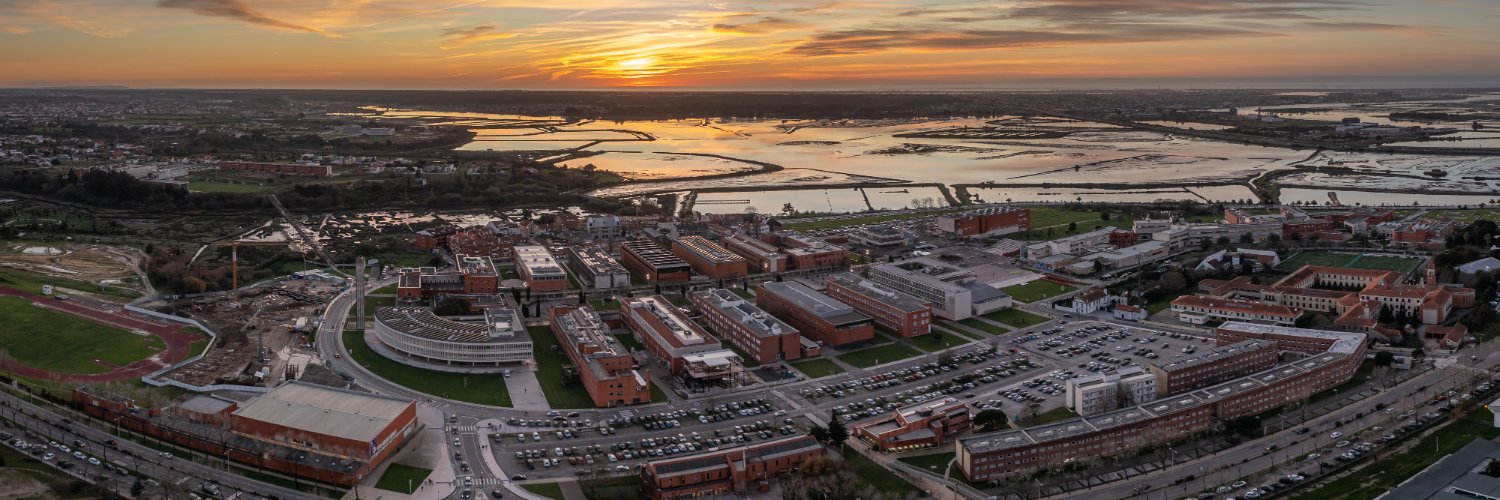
780, 208, 967, 231
582, 475, 643, 500
187, 180, 279, 194
1022, 406, 1080, 426
1001, 280, 1078, 303
838, 343, 923, 368
1013, 207, 1134, 241
982, 308, 1049, 328
522, 482, 567, 500
614, 333, 645, 352
341, 330, 513, 406
848, 450, 921, 496
528, 326, 601, 409
0, 266, 142, 300
347, 295, 397, 323
1294, 409, 1500, 499
910, 330, 976, 352
955, 318, 1008, 335
0, 296, 166, 374
790, 358, 846, 378
372, 283, 399, 294
374, 464, 432, 493
1426, 208, 1500, 223
1275, 251, 1424, 275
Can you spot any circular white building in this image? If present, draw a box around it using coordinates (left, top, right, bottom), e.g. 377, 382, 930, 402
372, 307, 533, 365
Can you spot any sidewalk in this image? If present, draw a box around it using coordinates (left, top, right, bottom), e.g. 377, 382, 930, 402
475, 419, 554, 500
345, 405, 455, 500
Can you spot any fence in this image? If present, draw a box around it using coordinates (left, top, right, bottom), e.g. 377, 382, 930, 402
125, 303, 270, 394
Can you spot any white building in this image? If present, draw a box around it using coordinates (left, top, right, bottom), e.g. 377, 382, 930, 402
585, 215, 623, 240
868, 258, 1011, 320
1065, 366, 1157, 416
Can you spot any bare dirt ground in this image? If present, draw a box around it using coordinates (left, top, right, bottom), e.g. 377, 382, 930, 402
143, 279, 342, 386
0, 242, 153, 299
0, 469, 58, 499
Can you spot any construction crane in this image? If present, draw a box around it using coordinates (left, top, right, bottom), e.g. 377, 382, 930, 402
267, 194, 337, 270
215, 239, 288, 302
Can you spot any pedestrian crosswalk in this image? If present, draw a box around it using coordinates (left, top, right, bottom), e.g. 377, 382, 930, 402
471, 476, 502, 486
450, 425, 478, 433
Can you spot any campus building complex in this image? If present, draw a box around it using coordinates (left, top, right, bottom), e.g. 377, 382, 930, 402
936, 206, 1031, 237
567, 245, 631, 290
672, 236, 749, 279
824, 272, 933, 338
621, 296, 742, 385
620, 240, 692, 284
722, 234, 788, 273
689, 289, 803, 364
756, 281, 874, 347
640, 434, 824, 498
868, 258, 1012, 320
395, 254, 500, 300
372, 307, 533, 365
549, 306, 651, 407
956, 322, 1367, 482
854, 397, 972, 452
1175, 264, 1473, 341
1147, 340, 1278, 397
513, 245, 569, 292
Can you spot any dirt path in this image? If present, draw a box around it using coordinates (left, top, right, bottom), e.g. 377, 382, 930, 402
0, 286, 195, 383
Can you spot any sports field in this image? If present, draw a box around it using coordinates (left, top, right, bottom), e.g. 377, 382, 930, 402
0, 296, 165, 374
1001, 280, 1078, 303
1274, 251, 1424, 274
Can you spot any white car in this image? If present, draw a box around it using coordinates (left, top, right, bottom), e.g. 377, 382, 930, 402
1330, 431, 1344, 439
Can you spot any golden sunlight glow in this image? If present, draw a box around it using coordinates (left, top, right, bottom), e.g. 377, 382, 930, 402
0, 0, 1490, 89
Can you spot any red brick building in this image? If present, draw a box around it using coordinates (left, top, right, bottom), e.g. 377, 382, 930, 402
756, 281, 874, 347
824, 272, 932, 338
550, 306, 652, 407
935, 206, 1031, 237
671, 236, 749, 279
513, 245, 568, 292
690, 288, 802, 364
1147, 340, 1278, 397
621, 295, 741, 384
413, 225, 458, 251
641, 435, 824, 498
620, 240, 692, 283
722, 234, 788, 273
395, 254, 499, 300
854, 397, 971, 452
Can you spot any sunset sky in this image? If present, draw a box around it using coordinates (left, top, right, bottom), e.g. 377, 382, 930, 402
1, 0, 1497, 89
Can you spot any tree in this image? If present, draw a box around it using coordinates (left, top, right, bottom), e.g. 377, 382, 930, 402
1215, 235, 1231, 247
1068, 221, 1078, 232
1413, 348, 1426, 360
1101, 211, 1111, 221
132, 477, 144, 497
433, 297, 471, 316
1374, 351, 1395, 367
809, 424, 829, 443
973, 409, 1009, 431
828, 418, 849, 450
1160, 271, 1188, 291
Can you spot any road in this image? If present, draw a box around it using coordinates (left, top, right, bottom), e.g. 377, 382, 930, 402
0, 390, 315, 500
1074, 351, 1500, 500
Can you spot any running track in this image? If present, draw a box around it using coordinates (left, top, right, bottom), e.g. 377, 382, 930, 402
0, 286, 198, 382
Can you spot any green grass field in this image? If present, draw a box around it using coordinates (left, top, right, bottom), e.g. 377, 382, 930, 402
188, 180, 280, 194
837, 342, 922, 368
1001, 280, 1078, 303
1425, 209, 1500, 223
896, 451, 984, 488
780, 208, 968, 231
848, 450, 921, 496
522, 482, 567, 500
955, 318, 1008, 335
0, 266, 142, 300
374, 464, 432, 493
790, 358, 846, 378
910, 330, 975, 352
527, 326, 601, 409
1014, 207, 1135, 241
341, 330, 513, 407
1022, 406, 1079, 426
981, 308, 1049, 328
0, 296, 166, 374
1294, 409, 1500, 499
1275, 251, 1423, 274
614, 333, 644, 351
